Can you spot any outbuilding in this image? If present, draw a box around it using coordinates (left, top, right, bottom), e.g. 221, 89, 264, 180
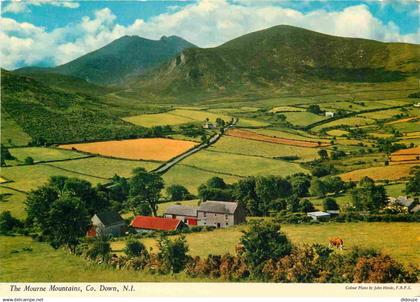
130, 216, 187, 232
307, 211, 331, 221
88, 210, 127, 237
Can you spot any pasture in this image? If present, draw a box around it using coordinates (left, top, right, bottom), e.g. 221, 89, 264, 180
226, 128, 329, 147
0, 111, 32, 147
162, 165, 240, 194
182, 150, 308, 178
59, 138, 198, 161
339, 163, 418, 182
0, 236, 204, 282
270, 106, 305, 113
282, 112, 327, 127
0, 187, 27, 219
209, 136, 319, 162
312, 117, 376, 132
8, 147, 88, 165
111, 222, 420, 265
122, 109, 232, 127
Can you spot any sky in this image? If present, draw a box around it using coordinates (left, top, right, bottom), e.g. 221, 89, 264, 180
1, 0, 419, 70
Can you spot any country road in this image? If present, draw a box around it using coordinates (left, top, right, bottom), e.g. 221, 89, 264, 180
153, 118, 238, 174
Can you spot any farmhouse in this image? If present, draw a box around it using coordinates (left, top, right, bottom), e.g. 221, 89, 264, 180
197, 201, 246, 228
325, 111, 335, 117
164, 205, 198, 225
87, 210, 127, 237
307, 211, 331, 221
130, 215, 187, 232
388, 196, 419, 213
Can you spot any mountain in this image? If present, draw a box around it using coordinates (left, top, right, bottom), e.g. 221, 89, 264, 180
1, 70, 152, 145
16, 35, 196, 85
126, 25, 420, 101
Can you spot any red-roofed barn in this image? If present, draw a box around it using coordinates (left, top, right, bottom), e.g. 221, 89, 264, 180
130, 216, 187, 233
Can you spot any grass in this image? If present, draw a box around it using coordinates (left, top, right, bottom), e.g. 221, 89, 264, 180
47, 157, 160, 179
8, 147, 88, 165
0, 187, 27, 219
123, 109, 232, 128
339, 163, 419, 182
182, 150, 308, 178
282, 112, 327, 127
0, 236, 206, 282
236, 118, 270, 127
389, 120, 420, 133
358, 108, 409, 119
1, 111, 32, 147
312, 117, 376, 131
251, 128, 323, 140
327, 129, 349, 137
270, 106, 305, 112
384, 182, 406, 197
0, 164, 105, 193
163, 165, 240, 194
111, 222, 420, 266
209, 136, 319, 162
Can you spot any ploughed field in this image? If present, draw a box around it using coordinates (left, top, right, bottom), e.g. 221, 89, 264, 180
59, 138, 198, 161
226, 128, 330, 148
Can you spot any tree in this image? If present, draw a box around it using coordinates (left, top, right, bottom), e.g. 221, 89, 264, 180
215, 117, 225, 128
299, 199, 315, 213
206, 177, 227, 189
240, 221, 292, 276
45, 196, 90, 252
288, 173, 311, 197
286, 194, 300, 212
87, 230, 111, 261
0, 211, 22, 234
323, 197, 339, 211
158, 235, 189, 273
25, 185, 59, 227
323, 176, 345, 195
129, 168, 164, 216
309, 178, 327, 197
24, 156, 34, 165
232, 177, 258, 214
166, 184, 190, 201
1, 144, 14, 166
318, 149, 329, 160
406, 169, 420, 195
124, 238, 146, 257
307, 104, 322, 114
351, 177, 387, 211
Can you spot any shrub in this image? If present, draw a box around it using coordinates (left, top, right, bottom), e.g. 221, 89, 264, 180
157, 235, 189, 273
24, 156, 34, 165
124, 239, 146, 257
0, 211, 22, 235
323, 197, 339, 211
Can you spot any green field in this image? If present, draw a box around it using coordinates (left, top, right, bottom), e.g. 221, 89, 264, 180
236, 117, 270, 127
47, 157, 160, 179
270, 106, 305, 112
388, 120, 420, 133
0, 187, 27, 219
283, 112, 327, 126
182, 150, 308, 178
0, 236, 205, 282
251, 128, 327, 140
111, 222, 420, 265
162, 165, 240, 194
210, 136, 319, 162
1, 111, 32, 147
358, 108, 409, 119
8, 147, 88, 165
123, 109, 232, 127
312, 116, 376, 131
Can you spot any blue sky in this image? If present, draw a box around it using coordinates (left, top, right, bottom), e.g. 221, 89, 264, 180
1, 0, 419, 69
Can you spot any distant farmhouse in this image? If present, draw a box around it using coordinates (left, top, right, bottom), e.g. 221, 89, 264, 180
164, 200, 246, 228
130, 215, 187, 233
307, 211, 331, 221
203, 121, 215, 129
87, 210, 127, 237
325, 111, 335, 117
387, 196, 420, 214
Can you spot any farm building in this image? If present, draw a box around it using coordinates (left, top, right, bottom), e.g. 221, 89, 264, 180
388, 196, 419, 213
325, 111, 335, 117
307, 211, 331, 221
87, 210, 127, 237
197, 201, 247, 228
164, 205, 198, 226
203, 121, 215, 129
130, 216, 187, 232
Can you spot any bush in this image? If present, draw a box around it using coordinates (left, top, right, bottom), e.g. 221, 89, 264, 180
157, 235, 189, 273
124, 239, 146, 257
0, 211, 22, 235
24, 156, 34, 165
166, 184, 192, 201
323, 197, 339, 211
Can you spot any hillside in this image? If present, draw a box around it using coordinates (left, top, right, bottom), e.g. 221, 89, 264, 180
1, 70, 153, 145
31, 35, 196, 85
125, 25, 420, 101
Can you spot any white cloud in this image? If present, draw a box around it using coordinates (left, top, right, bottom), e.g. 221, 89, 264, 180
2, 0, 79, 14
1, 1, 419, 70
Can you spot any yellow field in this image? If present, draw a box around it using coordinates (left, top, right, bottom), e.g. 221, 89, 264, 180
339, 163, 418, 181
123, 109, 231, 127
327, 129, 349, 137
270, 106, 305, 113
59, 138, 198, 161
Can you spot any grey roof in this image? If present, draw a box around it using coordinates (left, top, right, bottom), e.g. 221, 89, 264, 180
198, 201, 238, 214
389, 196, 415, 208
95, 210, 125, 227
307, 211, 331, 217
165, 205, 198, 217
